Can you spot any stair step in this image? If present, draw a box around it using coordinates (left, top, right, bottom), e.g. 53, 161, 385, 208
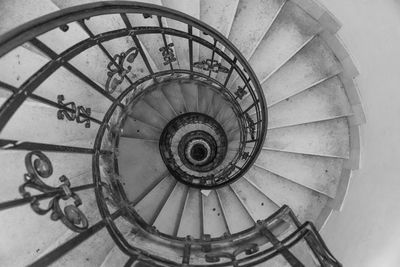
197, 84, 215, 114
263, 36, 342, 106
134, 175, 176, 223
118, 137, 168, 202
0, 101, 100, 146
266, 75, 352, 129
0, 0, 59, 35
177, 188, 202, 238
222, 114, 239, 136
144, 86, 177, 121
202, 190, 229, 237
199, 0, 239, 63
265, 117, 350, 158
127, 100, 168, 130
153, 182, 188, 236
256, 149, 343, 198
161, 81, 187, 115
50, 215, 131, 267
0, 45, 114, 114
246, 165, 330, 223
0, 46, 48, 87
161, 0, 200, 69
207, 93, 226, 118
32, 188, 101, 260
227, 0, 287, 59
179, 81, 199, 112
216, 186, 254, 234
249, 1, 321, 84
122, 116, 162, 141
0, 186, 98, 267
100, 245, 130, 267
230, 178, 279, 221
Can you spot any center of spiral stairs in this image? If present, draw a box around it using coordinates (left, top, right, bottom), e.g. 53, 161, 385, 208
159, 112, 228, 186
0, 0, 365, 265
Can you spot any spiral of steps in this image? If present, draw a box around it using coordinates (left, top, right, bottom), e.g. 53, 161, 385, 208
0, 0, 365, 266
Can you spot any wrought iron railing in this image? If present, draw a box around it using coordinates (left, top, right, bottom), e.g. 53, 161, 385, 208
0, 2, 340, 266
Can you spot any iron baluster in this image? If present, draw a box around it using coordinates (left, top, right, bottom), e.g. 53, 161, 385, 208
208, 40, 217, 77
188, 25, 193, 73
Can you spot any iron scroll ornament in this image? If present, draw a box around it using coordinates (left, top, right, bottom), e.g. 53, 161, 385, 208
19, 151, 89, 232
105, 47, 139, 94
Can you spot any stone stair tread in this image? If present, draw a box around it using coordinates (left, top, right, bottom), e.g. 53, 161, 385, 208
177, 187, 202, 238
118, 137, 168, 202
245, 165, 330, 225
144, 85, 177, 121
100, 244, 130, 267
202, 189, 228, 237
263, 36, 342, 106
161, 81, 187, 115
216, 186, 254, 234
250, 1, 322, 83
256, 149, 344, 198
0, 101, 100, 146
196, 83, 214, 114
128, 99, 169, 130
230, 178, 279, 221
266, 75, 352, 129
48, 215, 131, 267
134, 174, 176, 223
153, 182, 188, 236
227, 0, 286, 60
265, 117, 350, 158
122, 116, 162, 140
179, 81, 199, 112
199, 0, 239, 63
0, 186, 98, 267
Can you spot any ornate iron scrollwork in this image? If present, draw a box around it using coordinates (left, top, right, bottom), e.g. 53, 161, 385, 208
235, 86, 247, 100
106, 47, 138, 94
241, 152, 249, 160
193, 59, 229, 73
57, 95, 91, 128
205, 243, 259, 267
19, 151, 89, 232
245, 113, 256, 140
159, 43, 176, 65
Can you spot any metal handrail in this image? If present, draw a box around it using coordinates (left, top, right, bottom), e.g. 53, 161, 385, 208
0, 2, 343, 266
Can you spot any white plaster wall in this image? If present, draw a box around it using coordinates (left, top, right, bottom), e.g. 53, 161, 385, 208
317, 1, 400, 266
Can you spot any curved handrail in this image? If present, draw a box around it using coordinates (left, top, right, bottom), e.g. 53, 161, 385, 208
0, 2, 269, 266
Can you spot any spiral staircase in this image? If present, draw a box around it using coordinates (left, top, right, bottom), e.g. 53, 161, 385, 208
0, 0, 365, 266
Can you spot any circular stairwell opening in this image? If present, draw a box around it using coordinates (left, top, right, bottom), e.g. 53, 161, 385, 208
189, 143, 209, 162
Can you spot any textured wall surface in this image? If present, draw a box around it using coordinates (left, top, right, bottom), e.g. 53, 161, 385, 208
318, 1, 400, 266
